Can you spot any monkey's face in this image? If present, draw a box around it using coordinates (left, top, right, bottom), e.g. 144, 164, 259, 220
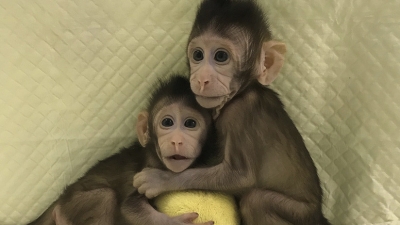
188, 33, 243, 109
153, 102, 209, 173
188, 30, 287, 110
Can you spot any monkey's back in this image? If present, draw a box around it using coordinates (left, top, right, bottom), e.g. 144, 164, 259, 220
217, 81, 322, 200
61, 141, 146, 203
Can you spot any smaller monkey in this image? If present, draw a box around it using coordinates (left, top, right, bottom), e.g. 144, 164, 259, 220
27, 75, 215, 225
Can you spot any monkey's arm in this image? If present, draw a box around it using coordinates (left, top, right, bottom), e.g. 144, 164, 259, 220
134, 160, 254, 199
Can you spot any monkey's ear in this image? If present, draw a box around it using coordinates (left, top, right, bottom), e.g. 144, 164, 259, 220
257, 41, 286, 85
136, 111, 150, 147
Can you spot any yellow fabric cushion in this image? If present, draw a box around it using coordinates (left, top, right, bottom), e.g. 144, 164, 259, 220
155, 191, 240, 225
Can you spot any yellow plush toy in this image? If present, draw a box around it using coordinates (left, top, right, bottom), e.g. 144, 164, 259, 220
155, 191, 240, 225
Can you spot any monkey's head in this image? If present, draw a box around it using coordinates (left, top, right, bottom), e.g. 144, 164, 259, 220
187, 0, 286, 109
136, 75, 213, 173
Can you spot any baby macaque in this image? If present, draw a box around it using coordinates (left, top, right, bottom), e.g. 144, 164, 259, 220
27, 75, 215, 225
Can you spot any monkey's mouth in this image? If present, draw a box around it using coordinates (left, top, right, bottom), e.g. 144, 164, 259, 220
168, 155, 189, 160
195, 95, 227, 108
195, 94, 226, 99
163, 155, 194, 173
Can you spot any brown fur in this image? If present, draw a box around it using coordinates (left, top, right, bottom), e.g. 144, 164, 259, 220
134, 0, 331, 224
27, 75, 217, 225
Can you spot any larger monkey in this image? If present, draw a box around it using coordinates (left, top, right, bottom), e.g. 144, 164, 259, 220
134, 0, 331, 224
27, 75, 214, 225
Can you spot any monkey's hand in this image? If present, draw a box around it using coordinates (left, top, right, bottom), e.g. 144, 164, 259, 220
172, 213, 214, 225
134, 168, 175, 198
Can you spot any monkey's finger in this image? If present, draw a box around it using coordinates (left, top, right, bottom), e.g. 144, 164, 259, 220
137, 184, 148, 194
133, 170, 155, 187
145, 189, 160, 199
133, 173, 146, 188
196, 221, 214, 225
132, 177, 140, 188
133, 173, 142, 183
141, 167, 153, 172
172, 212, 199, 223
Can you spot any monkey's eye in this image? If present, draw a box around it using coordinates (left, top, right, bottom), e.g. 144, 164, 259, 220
161, 118, 174, 127
214, 50, 229, 62
193, 49, 204, 61
184, 119, 197, 128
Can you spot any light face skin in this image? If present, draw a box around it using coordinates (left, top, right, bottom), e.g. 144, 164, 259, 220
188, 32, 286, 111
188, 34, 243, 109
153, 103, 208, 173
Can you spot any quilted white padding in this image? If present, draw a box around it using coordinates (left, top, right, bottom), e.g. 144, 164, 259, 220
0, 0, 399, 224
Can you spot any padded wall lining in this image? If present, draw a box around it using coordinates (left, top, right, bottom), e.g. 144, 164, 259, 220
0, 0, 399, 224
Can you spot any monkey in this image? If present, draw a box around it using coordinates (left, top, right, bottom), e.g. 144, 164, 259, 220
133, 0, 331, 225
27, 75, 215, 225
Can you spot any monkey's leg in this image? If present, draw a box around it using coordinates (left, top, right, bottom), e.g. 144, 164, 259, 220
54, 188, 117, 225
120, 193, 213, 225
239, 188, 320, 225
27, 203, 57, 225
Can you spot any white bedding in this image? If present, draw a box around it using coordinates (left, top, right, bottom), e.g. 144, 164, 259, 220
0, 0, 399, 224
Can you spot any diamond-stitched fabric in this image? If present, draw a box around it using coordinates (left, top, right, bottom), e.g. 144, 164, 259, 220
0, 0, 399, 224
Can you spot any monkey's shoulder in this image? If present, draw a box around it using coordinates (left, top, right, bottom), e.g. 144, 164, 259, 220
60, 142, 145, 201
225, 82, 284, 113
76, 141, 145, 187
90, 141, 144, 170
250, 83, 284, 108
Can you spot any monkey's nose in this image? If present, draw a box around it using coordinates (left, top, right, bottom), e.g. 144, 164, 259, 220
198, 80, 209, 86
198, 80, 209, 93
171, 140, 183, 146
172, 141, 183, 152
